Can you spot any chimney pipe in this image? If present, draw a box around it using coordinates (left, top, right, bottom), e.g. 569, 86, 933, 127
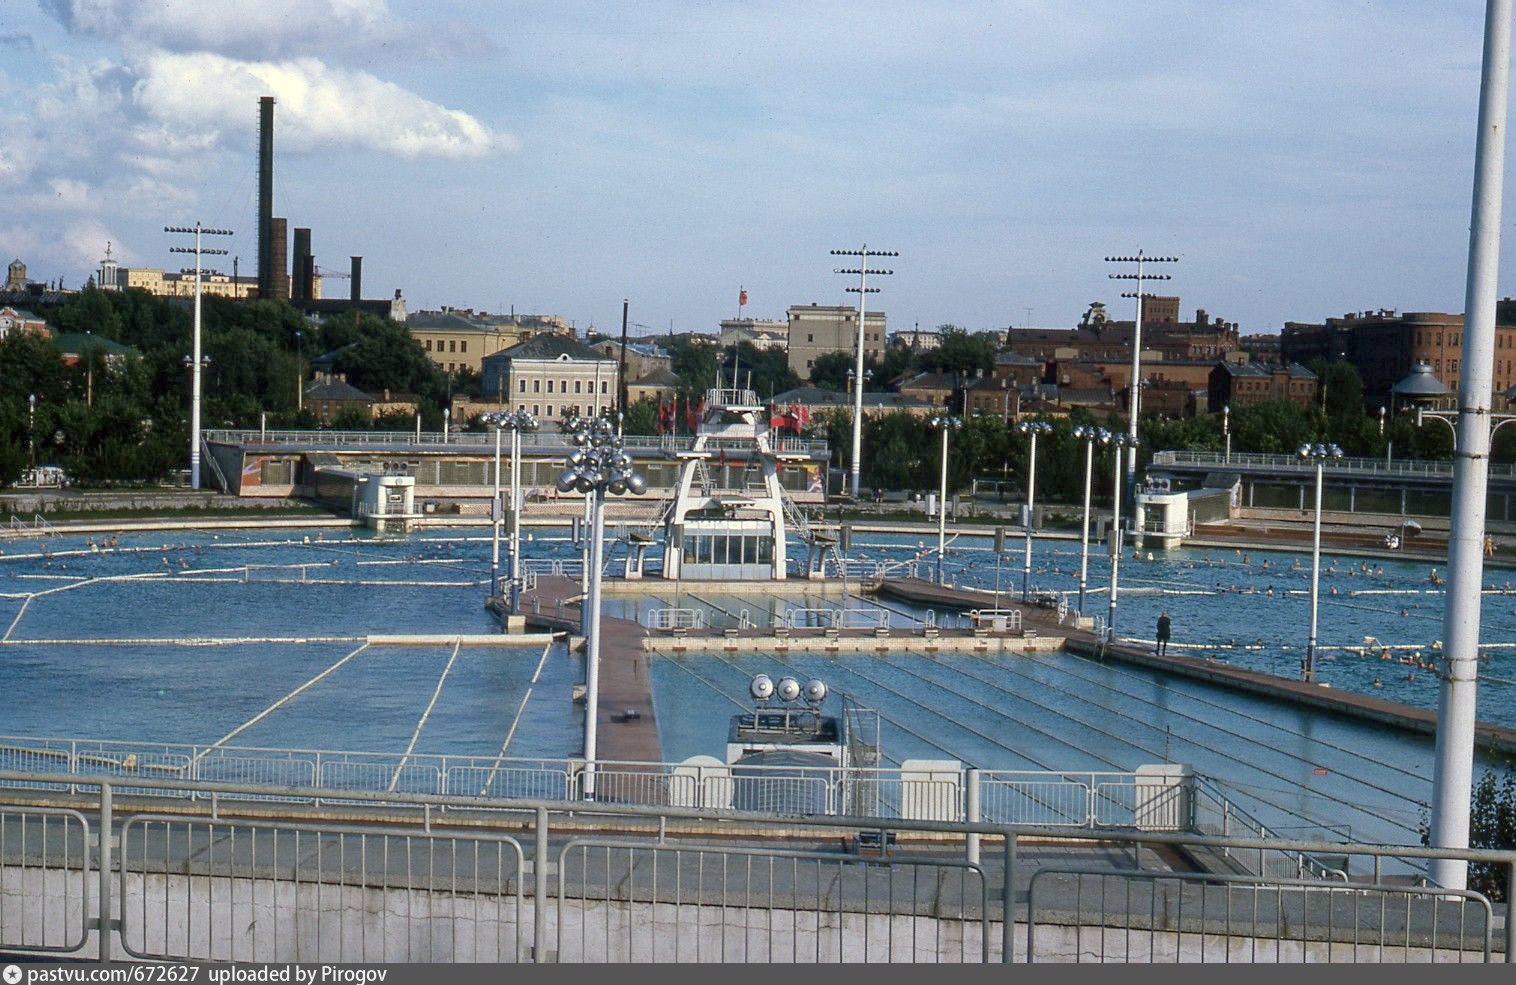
292, 226, 311, 301
257, 96, 275, 300
350, 256, 362, 304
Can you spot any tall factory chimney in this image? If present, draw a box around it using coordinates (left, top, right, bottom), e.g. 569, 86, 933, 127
350, 256, 362, 305
257, 96, 275, 300
292, 227, 311, 301
270, 217, 289, 300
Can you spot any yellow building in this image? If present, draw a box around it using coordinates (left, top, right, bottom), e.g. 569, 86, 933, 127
115, 267, 271, 300
409, 308, 571, 380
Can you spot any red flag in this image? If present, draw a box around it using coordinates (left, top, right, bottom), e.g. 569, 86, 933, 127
739, 288, 748, 307
686, 398, 705, 433
656, 399, 672, 434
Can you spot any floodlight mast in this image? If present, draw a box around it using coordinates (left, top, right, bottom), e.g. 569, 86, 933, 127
166, 223, 233, 490
1430, 0, 1512, 894
832, 246, 897, 500
1106, 251, 1177, 497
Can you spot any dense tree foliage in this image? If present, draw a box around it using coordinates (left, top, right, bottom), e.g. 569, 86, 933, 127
0, 287, 455, 487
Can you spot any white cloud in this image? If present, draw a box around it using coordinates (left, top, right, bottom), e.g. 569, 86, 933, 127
40, 0, 402, 59
131, 52, 513, 159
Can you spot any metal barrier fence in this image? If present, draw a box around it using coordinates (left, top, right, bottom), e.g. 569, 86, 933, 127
643, 608, 706, 631
207, 429, 830, 458
0, 737, 1261, 833
1027, 867, 1495, 963
781, 607, 891, 630
0, 772, 1512, 963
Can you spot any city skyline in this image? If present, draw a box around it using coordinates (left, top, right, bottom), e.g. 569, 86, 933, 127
1, 1, 1512, 337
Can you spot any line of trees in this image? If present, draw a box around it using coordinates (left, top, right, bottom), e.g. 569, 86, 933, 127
0, 287, 464, 488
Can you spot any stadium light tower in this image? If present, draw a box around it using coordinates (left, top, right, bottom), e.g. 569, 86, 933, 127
1106, 251, 1177, 492
832, 245, 897, 499
166, 223, 233, 490
1430, 0, 1513, 895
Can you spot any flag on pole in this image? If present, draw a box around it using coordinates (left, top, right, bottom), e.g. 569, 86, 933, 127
739, 288, 748, 308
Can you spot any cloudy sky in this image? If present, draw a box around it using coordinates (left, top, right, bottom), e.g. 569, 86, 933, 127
0, 1, 1509, 337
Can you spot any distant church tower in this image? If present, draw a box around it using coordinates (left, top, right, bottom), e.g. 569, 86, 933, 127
5, 259, 26, 291
98, 242, 120, 291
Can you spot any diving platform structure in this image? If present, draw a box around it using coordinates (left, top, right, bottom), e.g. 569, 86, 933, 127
659, 385, 840, 581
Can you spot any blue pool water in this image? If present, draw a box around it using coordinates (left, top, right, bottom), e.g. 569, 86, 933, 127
1, 522, 1512, 845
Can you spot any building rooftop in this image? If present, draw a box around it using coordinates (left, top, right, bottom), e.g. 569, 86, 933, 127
484, 334, 616, 364
304, 378, 372, 402
772, 386, 936, 410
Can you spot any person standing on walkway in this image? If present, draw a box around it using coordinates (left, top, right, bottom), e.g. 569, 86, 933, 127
1156, 611, 1172, 656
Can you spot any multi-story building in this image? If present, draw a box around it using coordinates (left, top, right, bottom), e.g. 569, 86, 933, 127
480, 335, 620, 421
1239, 332, 1281, 364
1004, 300, 1239, 363
785, 304, 885, 381
770, 386, 937, 419
409, 309, 569, 381
0, 306, 49, 340
113, 267, 263, 299
588, 338, 672, 381
890, 326, 942, 351
1208, 361, 1317, 412
719, 318, 788, 351
1281, 306, 1516, 408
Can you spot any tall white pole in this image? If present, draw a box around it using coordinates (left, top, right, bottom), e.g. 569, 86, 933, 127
510, 426, 523, 611
1107, 441, 1123, 642
1125, 256, 1143, 485
1430, 0, 1512, 893
190, 225, 203, 491
491, 423, 502, 594
1022, 430, 1038, 601
1306, 460, 1323, 682
583, 488, 606, 800
936, 424, 949, 585
1078, 437, 1093, 613
1223, 406, 1231, 464
851, 255, 868, 500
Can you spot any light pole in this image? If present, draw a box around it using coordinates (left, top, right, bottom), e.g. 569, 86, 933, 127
1073, 425, 1108, 614
1299, 442, 1343, 682
27, 394, 35, 464
832, 245, 897, 500
1017, 420, 1052, 600
930, 414, 962, 585
482, 410, 541, 605
442, 408, 450, 444
294, 329, 304, 414
555, 415, 646, 800
1106, 251, 1177, 492
1105, 431, 1132, 643
1222, 405, 1231, 464
166, 223, 232, 490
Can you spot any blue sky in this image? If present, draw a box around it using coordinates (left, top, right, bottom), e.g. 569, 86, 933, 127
0, 1, 1507, 338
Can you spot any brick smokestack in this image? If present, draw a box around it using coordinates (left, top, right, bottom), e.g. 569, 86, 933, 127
292, 226, 311, 301
350, 256, 362, 304
257, 96, 275, 300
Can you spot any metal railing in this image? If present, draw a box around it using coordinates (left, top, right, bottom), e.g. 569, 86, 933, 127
0, 736, 1283, 840
1027, 867, 1497, 963
206, 429, 830, 458
1152, 448, 1516, 480
780, 607, 891, 630
644, 608, 706, 631
0, 771, 1512, 963
968, 609, 1023, 631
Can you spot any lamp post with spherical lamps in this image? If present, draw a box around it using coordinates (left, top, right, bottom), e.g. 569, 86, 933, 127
556, 415, 646, 800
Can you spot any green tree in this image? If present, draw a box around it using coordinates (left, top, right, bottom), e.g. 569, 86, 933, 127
1309, 359, 1367, 419
621, 397, 660, 435
918, 326, 996, 377
331, 404, 373, 429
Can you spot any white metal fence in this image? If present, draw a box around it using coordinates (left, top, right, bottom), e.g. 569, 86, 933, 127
0, 773, 1512, 963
